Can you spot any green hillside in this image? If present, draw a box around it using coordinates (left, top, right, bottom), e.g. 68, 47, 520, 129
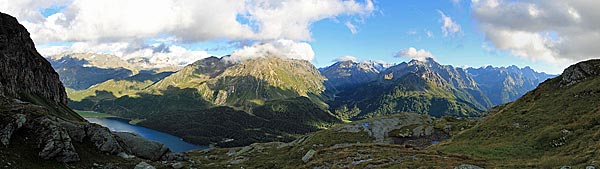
69, 56, 340, 147
436, 59, 600, 167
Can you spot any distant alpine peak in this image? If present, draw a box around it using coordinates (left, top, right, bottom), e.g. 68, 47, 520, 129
408, 57, 436, 64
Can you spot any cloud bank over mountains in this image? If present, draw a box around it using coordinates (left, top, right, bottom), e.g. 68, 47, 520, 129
1, 0, 374, 66
472, 0, 600, 66
396, 47, 435, 62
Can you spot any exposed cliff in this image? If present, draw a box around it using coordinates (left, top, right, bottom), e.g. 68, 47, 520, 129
0, 13, 68, 105
0, 12, 185, 167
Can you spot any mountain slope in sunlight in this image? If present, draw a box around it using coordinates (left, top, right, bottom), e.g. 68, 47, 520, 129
437, 59, 600, 167
69, 56, 340, 147
329, 58, 492, 119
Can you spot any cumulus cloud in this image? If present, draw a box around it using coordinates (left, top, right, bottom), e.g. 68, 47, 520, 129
0, 0, 375, 68
227, 39, 315, 62
395, 47, 435, 61
438, 10, 462, 37
1, 0, 374, 43
38, 42, 212, 68
471, 0, 600, 66
335, 55, 358, 62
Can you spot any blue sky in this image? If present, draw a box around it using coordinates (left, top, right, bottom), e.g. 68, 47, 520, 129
6, 0, 594, 74
224, 0, 561, 73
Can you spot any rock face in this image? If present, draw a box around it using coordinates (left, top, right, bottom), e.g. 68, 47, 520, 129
60, 120, 123, 154
337, 113, 448, 148
114, 132, 170, 161
560, 59, 600, 87
0, 12, 180, 164
320, 60, 383, 91
0, 113, 26, 146
0, 12, 68, 105
27, 116, 80, 162
467, 65, 555, 105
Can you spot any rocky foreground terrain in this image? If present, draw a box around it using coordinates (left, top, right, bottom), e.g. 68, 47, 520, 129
0, 12, 186, 168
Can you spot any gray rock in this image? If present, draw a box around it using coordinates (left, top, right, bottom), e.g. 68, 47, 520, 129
455, 164, 483, 169
171, 162, 184, 169
302, 149, 317, 163
560, 60, 600, 87
58, 119, 86, 142
28, 116, 80, 162
114, 132, 170, 161
0, 113, 26, 146
560, 166, 572, 169
0, 12, 69, 106
161, 152, 188, 161
235, 146, 253, 156
60, 119, 123, 154
134, 162, 156, 169
338, 113, 431, 143
86, 123, 123, 154
117, 152, 135, 159
229, 158, 247, 165
586, 166, 596, 169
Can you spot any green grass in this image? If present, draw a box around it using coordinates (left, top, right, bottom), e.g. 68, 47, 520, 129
76, 110, 115, 118
434, 69, 600, 167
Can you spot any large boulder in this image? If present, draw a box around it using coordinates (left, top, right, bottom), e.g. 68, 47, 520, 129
560, 59, 600, 87
27, 116, 80, 162
0, 113, 26, 146
60, 119, 123, 154
113, 132, 170, 161
86, 123, 123, 154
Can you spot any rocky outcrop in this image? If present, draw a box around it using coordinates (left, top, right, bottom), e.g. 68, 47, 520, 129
27, 116, 80, 162
60, 120, 123, 154
86, 123, 123, 154
338, 113, 434, 143
0, 12, 68, 105
560, 59, 600, 87
0, 12, 184, 164
0, 113, 26, 146
113, 132, 170, 161
134, 162, 156, 169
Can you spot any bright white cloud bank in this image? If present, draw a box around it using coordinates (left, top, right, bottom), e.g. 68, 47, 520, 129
0, 0, 374, 66
228, 39, 315, 62
335, 56, 359, 62
472, 0, 600, 66
396, 47, 435, 62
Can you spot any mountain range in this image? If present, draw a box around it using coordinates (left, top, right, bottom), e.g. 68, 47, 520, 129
3, 11, 599, 168
68, 56, 340, 147
61, 52, 555, 147
322, 57, 554, 120
0, 12, 186, 168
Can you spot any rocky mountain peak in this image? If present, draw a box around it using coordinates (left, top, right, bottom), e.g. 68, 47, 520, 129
0, 12, 68, 105
560, 59, 600, 87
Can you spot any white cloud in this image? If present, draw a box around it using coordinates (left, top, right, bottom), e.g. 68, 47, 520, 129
335, 55, 358, 62
1, 0, 374, 44
0, 0, 375, 68
438, 10, 462, 37
38, 42, 212, 69
345, 21, 358, 34
395, 47, 435, 62
228, 39, 315, 62
471, 0, 600, 66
